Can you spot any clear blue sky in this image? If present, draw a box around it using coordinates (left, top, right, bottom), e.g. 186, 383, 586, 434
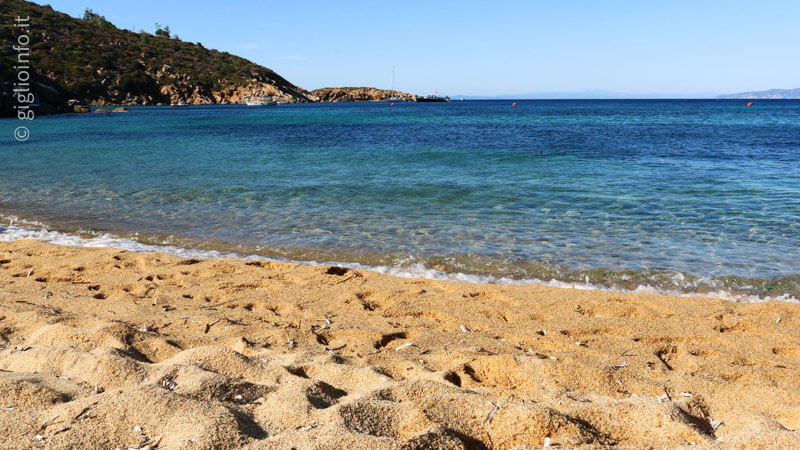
40, 0, 800, 97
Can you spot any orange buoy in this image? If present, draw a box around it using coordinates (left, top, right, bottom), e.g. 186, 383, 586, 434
747, 102, 753, 107
512, 102, 517, 106
390, 102, 394, 106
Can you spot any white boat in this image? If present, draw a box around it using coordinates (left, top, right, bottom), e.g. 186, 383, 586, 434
245, 97, 278, 107
416, 92, 450, 103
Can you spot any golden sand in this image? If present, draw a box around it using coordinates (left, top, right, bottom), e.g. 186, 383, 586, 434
0, 239, 798, 448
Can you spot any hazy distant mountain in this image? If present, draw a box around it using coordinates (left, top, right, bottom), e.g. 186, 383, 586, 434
458, 89, 717, 100
717, 88, 800, 99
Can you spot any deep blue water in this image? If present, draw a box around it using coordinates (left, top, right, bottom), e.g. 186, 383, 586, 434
1, 100, 799, 298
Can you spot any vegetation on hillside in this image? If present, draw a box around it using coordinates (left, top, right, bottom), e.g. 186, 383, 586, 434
0, 0, 311, 105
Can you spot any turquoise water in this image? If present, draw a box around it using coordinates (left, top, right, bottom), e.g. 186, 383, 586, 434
1, 100, 799, 298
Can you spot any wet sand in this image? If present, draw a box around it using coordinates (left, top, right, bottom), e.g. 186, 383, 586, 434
0, 239, 798, 448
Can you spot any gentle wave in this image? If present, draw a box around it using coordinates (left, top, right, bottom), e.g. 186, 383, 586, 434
1, 215, 795, 304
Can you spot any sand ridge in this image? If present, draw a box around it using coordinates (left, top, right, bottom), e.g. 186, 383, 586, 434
0, 239, 798, 448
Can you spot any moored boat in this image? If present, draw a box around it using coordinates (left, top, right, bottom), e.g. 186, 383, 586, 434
245, 97, 278, 107
416, 94, 450, 103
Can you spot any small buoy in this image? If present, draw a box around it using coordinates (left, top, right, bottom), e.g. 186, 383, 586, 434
746, 102, 753, 107
512, 102, 517, 106
390, 102, 394, 106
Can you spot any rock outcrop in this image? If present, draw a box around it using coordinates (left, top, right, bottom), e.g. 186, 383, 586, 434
311, 87, 416, 102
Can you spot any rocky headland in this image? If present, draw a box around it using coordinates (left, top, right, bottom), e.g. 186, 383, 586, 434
0, 0, 316, 117
0, 1, 438, 117
311, 87, 417, 102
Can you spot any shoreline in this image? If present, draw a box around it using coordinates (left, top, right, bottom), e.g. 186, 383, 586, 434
1, 239, 799, 447
1, 215, 797, 304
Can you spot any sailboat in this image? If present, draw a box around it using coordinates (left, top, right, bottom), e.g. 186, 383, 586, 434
387, 67, 400, 102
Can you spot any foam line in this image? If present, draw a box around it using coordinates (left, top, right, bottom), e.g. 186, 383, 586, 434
1, 215, 796, 304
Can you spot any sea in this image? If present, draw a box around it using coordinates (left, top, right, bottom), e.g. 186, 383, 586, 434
1, 100, 798, 301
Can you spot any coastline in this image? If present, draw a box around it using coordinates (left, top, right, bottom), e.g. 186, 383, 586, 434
1, 215, 796, 304
1, 239, 798, 448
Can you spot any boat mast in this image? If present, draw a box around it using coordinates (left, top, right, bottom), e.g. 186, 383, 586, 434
389, 66, 395, 100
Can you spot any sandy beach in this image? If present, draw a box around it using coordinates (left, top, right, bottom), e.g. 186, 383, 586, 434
0, 239, 798, 448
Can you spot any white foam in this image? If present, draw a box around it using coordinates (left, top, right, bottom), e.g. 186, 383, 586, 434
1, 215, 796, 304
0, 216, 242, 261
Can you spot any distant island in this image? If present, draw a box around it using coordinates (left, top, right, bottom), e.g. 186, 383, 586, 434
717, 88, 800, 99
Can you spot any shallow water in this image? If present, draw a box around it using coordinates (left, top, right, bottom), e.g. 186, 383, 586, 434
1, 100, 799, 299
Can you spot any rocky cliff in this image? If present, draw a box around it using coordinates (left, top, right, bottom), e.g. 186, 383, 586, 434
311, 87, 417, 102
0, 0, 316, 111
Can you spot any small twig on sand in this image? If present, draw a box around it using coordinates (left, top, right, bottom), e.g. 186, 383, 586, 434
73, 402, 98, 422
204, 319, 221, 334
297, 422, 319, 432
200, 299, 239, 310
484, 402, 500, 425
655, 353, 673, 371
39, 414, 59, 432
336, 274, 359, 284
